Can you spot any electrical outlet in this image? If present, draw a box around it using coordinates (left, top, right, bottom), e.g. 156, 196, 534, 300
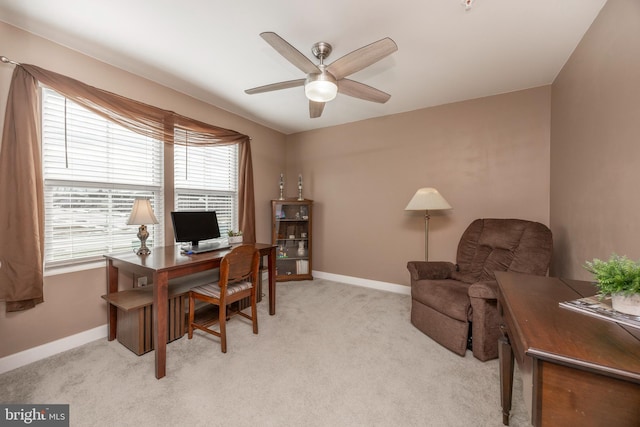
137, 276, 148, 287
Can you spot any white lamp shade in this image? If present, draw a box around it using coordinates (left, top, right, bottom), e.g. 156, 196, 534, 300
305, 74, 338, 102
127, 198, 159, 225
405, 188, 452, 211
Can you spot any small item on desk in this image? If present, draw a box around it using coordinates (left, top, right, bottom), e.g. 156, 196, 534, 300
559, 295, 640, 329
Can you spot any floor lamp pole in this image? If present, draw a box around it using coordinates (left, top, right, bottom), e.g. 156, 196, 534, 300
424, 210, 431, 261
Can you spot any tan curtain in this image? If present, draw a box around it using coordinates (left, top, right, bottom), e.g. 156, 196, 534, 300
0, 67, 44, 312
0, 64, 255, 312
238, 140, 256, 242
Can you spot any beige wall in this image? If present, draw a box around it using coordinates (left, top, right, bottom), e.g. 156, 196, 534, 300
550, 0, 640, 280
0, 22, 286, 357
286, 86, 551, 286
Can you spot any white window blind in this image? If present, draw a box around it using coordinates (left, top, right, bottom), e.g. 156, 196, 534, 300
174, 131, 238, 238
42, 88, 164, 266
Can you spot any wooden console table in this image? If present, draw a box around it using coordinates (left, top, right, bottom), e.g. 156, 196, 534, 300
496, 272, 640, 426
104, 243, 276, 379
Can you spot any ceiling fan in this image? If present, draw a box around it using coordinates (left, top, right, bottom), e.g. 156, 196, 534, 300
245, 32, 398, 118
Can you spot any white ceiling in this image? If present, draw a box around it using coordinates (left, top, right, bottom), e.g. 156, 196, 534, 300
0, 0, 607, 135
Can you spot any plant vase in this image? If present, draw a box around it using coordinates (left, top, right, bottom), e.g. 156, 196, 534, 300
228, 236, 243, 245
584, 254, 640, 316
611, 293, 640, 316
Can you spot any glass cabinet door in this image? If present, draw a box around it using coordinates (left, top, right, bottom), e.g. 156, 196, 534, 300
271, 199, 313, 281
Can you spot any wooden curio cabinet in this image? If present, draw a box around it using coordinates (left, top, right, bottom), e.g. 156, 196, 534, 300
271, 199, 313, 281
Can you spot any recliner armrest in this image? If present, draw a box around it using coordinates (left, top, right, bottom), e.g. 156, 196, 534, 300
468, 280, 498, 300
407, 261, 456, 281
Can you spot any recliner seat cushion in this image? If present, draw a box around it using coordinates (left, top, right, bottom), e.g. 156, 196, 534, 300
411, 279, 471, 322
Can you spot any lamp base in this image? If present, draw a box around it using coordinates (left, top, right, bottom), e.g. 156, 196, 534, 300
135, 225, 151, 256
135, 246, 151, 256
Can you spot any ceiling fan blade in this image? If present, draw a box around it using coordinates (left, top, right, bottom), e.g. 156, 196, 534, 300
309, 100, 325, 118
327, 37, 398, 80
338, 79, 391, 103
245, 79, 305, 94
260, 32, 319, 75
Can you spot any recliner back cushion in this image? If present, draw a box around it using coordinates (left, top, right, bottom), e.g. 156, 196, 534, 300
452, 219, 552, 284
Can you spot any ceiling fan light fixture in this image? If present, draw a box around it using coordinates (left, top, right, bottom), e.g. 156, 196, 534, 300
305, 73, 338, 102
246, 32, 398, 117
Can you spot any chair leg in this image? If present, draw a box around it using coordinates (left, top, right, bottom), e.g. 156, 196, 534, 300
188, 293, 195, 339
219, 302, 227, 353
251, 287, 258, 334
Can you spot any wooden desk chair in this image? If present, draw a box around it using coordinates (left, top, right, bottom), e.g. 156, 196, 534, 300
188, 244, 260, 353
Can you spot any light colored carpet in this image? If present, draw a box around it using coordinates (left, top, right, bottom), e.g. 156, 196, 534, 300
0, 279, 529, 426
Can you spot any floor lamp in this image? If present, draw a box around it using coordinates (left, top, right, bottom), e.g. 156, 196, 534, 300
405, 188, 452, 261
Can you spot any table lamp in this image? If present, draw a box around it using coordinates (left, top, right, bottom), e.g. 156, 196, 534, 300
405, 188, 452, 261
127, 198, 159, 255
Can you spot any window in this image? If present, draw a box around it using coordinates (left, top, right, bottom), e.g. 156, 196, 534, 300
42, 88, 164, 266
174, 130, 238, 238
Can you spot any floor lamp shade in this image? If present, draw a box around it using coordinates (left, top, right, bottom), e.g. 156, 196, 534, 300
127, 198, 159, 255
405, 188, 452, 261
405, 188, 452, 211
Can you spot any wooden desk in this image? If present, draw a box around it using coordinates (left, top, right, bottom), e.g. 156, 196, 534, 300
496, 272, 640, 426
104, 243, 276, 379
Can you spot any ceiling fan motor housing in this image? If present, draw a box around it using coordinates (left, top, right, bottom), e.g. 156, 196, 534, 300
311, 41, 332, 62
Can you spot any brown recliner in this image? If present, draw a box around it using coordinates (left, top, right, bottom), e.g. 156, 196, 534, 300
407, 218, 552, 361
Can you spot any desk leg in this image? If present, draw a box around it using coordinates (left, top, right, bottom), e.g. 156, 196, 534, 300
153, 271, 168, 379
499, 334, 514, 425
268, 246, 276, 315
106, 260, 118, 341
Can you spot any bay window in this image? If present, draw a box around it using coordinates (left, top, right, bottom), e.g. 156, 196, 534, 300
1, 63, 253, 309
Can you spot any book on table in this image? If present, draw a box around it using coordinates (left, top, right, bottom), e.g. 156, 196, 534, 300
559, 295, 640, 329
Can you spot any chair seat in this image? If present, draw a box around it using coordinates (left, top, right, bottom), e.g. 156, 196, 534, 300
191, 281, 253, 299
412, 279, 472, 322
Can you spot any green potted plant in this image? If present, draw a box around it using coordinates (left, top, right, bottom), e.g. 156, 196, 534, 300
584, 254, 640, 316
227, 230, 243, 245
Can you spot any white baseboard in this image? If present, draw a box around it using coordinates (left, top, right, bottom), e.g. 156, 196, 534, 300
0, 325, 107, 375
312, 271, 411, 295
0, 272, 407, 375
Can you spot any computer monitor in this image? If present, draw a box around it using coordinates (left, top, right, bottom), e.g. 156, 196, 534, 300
170, 211, 221, 247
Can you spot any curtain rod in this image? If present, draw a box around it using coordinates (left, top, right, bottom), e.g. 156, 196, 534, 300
1, 56, 20, 66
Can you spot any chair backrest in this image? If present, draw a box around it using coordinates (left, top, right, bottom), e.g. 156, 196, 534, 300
453, 218, 552, 283
219, 244, 260, 289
